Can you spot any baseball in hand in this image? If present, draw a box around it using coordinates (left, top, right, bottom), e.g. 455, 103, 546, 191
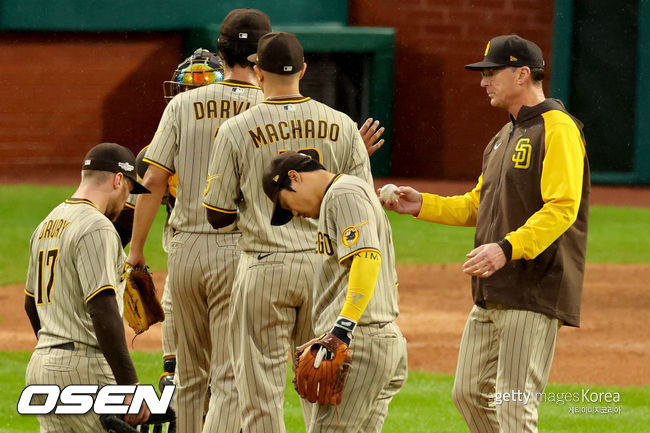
379, 184, 400, 204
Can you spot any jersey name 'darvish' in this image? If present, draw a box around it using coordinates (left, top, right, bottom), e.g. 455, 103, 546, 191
144, 81, 264, 234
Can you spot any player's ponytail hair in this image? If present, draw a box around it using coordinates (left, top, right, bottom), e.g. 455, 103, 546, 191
217, 38, 257, 69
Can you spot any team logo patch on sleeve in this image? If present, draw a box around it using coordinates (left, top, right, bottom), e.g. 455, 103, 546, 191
342, 221, 368, 247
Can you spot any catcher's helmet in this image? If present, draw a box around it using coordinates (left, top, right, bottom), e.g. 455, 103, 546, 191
163, 48, 224, 102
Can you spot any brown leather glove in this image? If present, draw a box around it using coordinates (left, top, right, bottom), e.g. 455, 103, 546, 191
294, 332, 352, 406
122, 264, 164, 335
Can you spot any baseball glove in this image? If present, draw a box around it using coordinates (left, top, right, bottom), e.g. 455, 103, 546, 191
294, 333, 352, 406
123, 264, 164, 335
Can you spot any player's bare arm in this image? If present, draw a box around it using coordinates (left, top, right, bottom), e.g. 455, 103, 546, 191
127, 165, 170, 267
378, 185, 423, 216
358, 117, 385, 156
123, 392, 151, 426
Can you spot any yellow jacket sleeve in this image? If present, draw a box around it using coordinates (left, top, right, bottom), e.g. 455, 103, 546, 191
339, 250, 382, 322
505, 111, 586, 260
416, 175, 482, 227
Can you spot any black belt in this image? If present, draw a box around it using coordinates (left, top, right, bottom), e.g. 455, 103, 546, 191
51, 342, 74, 351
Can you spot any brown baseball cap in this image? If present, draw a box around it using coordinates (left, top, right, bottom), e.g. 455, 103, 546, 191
247, 32, 304, 75
465, 34, 544, 70
219, 8, 272, 43
82, 143, 150, 194
262, 151, 316, 226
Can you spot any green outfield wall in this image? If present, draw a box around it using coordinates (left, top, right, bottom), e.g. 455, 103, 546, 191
552, 0, 650, 185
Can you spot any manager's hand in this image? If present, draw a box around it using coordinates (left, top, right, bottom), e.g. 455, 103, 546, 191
378, 186, 423, 216
462, 243, 506, 278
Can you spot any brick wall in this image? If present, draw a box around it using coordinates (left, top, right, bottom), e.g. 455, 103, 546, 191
0, 33, 182, 182
349, 0, 555, 179
1, 4, 556, 183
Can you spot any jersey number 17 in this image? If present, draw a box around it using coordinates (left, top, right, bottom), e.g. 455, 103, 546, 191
36, 249, 59, 305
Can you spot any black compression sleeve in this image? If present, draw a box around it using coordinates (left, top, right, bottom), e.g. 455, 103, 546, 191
87, 291, 138, 385
24, 294, 41, 337
113, 207, 134, 248
206, 207, 237, 229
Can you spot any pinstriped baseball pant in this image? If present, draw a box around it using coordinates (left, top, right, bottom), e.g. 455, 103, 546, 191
160, 276, 176, 359
307, 321, 408, 433
161, 222, 176, 359
452, 305, 560, 433
230, 250, 317, 433
26, 345, 114, 433
168, 231, 241, 433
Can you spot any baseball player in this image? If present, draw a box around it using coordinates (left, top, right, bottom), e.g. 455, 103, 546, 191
24, 142, 151, 432
262, 151, 408, 432
126, 9, 272, 433
202, 32, 373, 433
383, 35, 589, 432
134, 146, 179, 388
116, 47, 225, 393
121, 58, 386, 394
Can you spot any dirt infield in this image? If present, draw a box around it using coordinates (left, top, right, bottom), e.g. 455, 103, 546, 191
396, 263, 650, 387
2, 263, 648, 386
2, 180, 648, 386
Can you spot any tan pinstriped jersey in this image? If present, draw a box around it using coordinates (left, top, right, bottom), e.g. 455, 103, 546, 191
144, 81, 264, 234
25, 199, 126, 349
202, 96, 372, 253
312, 174, 399, 334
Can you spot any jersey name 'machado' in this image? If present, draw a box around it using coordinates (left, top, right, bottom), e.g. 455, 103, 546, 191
248, 119, 341, 149
193, 100, 252, 120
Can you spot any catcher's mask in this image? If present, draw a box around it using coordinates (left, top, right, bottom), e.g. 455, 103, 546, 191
163, 48, 224, 102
